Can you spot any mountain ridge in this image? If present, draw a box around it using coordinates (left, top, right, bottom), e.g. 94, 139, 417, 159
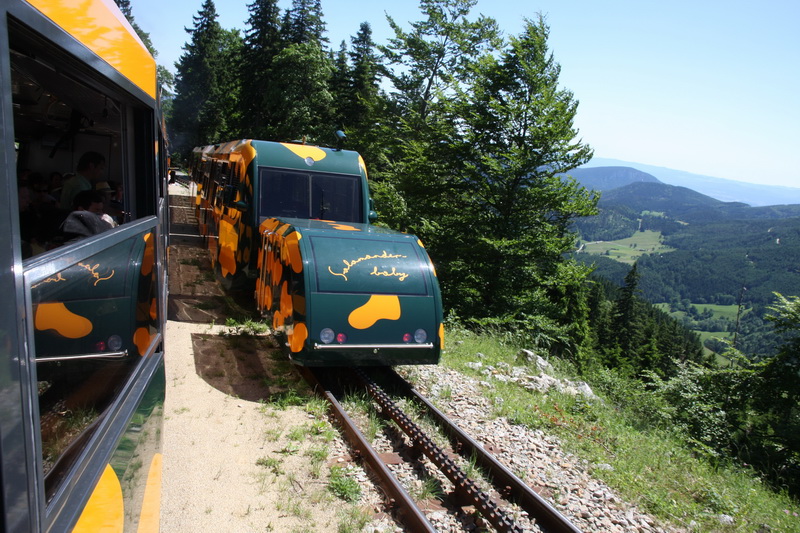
580, 157, 800, 207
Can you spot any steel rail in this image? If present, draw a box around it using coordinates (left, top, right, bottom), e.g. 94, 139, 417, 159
380, 367, 582, 533
355, 368, 525, 533
298, 366, 436, 533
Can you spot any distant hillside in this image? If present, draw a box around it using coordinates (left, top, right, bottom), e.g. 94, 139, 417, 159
583, 157, 800, 207
599, 182, 735, 218
572, 181, 731, 240
566, 166, 661, 191
596, 181, 800, 223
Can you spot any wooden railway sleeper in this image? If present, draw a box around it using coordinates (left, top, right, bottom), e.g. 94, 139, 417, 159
354, 368, 525, 533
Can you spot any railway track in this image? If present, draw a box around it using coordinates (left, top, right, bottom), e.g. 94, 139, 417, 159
299, 365, 581, 533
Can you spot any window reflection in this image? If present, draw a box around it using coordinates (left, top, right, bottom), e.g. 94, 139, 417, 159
31, 230, 158, 501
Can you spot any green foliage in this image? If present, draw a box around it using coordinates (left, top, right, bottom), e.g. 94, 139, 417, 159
378, 9, 598, 358
328, 466, 361, 502
263, 41, 334, 142
281, 0, 326, 45
585, 270, 706, 377
639, 293, 800, 498
440, 327, 800, 531
224, 317, 269, 336
239, 0, 283, 139
170, 0, 243, 157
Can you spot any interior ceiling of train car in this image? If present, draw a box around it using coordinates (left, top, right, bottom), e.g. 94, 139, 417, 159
10, 47, 120, 145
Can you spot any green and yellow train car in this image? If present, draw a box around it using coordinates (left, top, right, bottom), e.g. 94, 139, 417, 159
190, 140, 444, 366
2, 0, 168, 530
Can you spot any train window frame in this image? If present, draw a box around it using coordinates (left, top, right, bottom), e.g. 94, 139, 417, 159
258, 167, 364, 223
5, 10, 165, 531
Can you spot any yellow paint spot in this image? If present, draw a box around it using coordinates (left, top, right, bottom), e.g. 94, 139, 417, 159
218, 220, 238, 277
358, 155, 369, 179
417, 239, 425, 248
290, 322, 308, 353
272, 259, 283, 287
136, 454, 162, 533
280, 282, 292, 318
439, 323, 445, 350
264, 286, 273, 311
219, 246, 236, 278
141, 233, 155, 276
281, 143, 327, 162
134, 327, 153, 356
72, 464, 124, 532
330, 224, 360, 231
348, 295, 401, 330
285, 232, 303, 274
35, 302, 92, 338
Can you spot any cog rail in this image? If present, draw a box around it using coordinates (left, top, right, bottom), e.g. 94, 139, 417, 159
379, 367, 582, 533
299, 366, 436, 532
301, 365, 582, 532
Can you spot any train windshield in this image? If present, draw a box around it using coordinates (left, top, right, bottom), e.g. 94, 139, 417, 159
258, 167, 363, 223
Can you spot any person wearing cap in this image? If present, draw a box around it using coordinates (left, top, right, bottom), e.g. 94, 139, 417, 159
60, 189, 113, 242
95, 181, 118, 227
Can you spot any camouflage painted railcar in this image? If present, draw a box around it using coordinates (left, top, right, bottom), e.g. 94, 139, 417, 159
190, 140, 444, 366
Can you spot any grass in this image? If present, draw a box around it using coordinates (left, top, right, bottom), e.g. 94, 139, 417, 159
224, 317, 270, 336
412, 475, 445, 502
256, 456, 283, 475
580, 230, 675, 264
336, 507, 371, 533
253, 390, 361, 529
341, 392, 384, 442
328, 466, 361, 503
438, 325, 800, 532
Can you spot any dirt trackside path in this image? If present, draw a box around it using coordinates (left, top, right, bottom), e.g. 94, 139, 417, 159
160, 186, 371, 531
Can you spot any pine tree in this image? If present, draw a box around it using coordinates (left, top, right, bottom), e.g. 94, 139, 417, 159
329, 41, 351, 129
170, 0, 237, 157
613, 262, 642, 369
264, 41, 334, 142
281, 0, 327, 45
335, 23, 384, 160
240, 0, 283, 138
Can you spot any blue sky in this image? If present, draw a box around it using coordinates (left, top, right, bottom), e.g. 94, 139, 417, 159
132, 0, 800, 188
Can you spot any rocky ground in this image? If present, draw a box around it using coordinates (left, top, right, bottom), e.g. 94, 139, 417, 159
160, 183, 679, 532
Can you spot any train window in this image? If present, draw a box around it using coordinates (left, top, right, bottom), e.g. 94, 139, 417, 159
10, 17, 163, 515
259, 168, 363, 222
31, 228, 160, 502
10, 22, 132, 259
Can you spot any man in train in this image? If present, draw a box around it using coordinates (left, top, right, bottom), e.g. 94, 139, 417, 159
59, 151, 106, 211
